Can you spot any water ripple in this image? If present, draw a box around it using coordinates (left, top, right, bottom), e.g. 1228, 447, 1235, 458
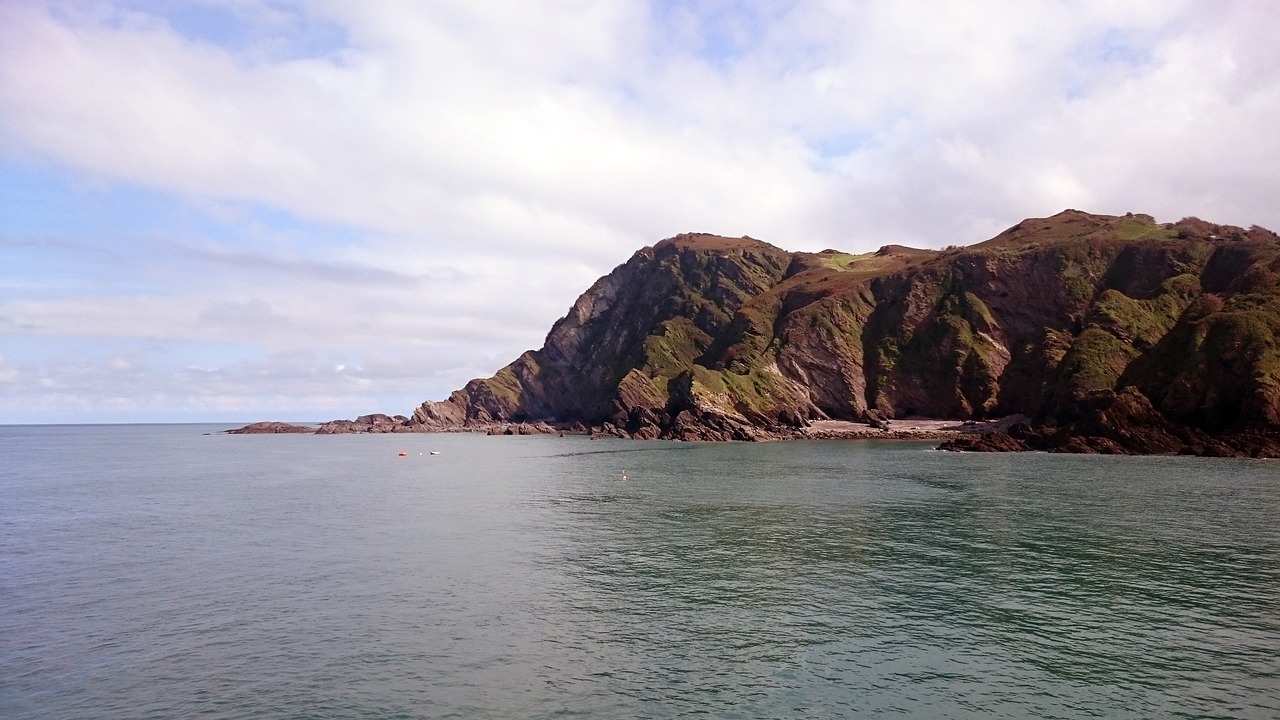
2, 429, 1278, 718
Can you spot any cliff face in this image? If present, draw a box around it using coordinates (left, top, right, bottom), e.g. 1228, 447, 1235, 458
408, 210, 1280, 454
413, 234, 797, 439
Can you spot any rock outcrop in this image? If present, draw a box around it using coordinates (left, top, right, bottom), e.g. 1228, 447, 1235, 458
226, 421, 316, 434
315, 414, 412, 434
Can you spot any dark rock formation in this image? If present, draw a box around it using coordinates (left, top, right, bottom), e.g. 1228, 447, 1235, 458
226, 421, 315, 434
486, 422, 557, 436
940, 387, 1200, 454
937, 432, 1030, 453
316, 414, 412, 434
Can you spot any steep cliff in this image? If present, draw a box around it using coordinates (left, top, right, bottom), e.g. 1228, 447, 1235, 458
398, 210, 1280, 455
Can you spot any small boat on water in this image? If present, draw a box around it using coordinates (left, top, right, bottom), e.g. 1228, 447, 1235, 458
429, 451, 441, 455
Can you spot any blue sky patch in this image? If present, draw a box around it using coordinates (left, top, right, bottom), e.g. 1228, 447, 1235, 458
100, 0, 350, 60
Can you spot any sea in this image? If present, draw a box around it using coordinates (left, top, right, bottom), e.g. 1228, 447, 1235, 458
2, 424, 1278, 719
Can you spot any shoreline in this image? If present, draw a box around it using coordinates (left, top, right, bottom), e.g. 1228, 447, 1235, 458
222, 416, 1279, 457
225, 417, 1005, 442
797, 419, 980, 441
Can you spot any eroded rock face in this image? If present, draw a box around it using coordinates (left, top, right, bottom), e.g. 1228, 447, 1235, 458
350, 211, 1280, 455
412, 399, 465, 429
316, 414, 412, 434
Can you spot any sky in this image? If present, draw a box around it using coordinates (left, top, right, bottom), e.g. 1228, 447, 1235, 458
1, 1, 1278, 424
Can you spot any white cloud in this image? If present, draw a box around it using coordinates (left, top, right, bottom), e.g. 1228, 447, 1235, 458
0, 0, 1277, 421
0, 353, 18, 385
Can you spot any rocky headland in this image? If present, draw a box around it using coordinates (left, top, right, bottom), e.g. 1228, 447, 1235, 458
233, 210, 1280, 457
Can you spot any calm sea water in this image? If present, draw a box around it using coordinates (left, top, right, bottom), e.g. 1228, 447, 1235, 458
2, 424, 1278, 719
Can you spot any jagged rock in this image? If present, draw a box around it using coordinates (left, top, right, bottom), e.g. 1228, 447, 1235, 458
1012, 388, 1203, 454
1211, 430, 1280, 458
487, 422, 557, 436
226, 421, 315, 434
412, 399, 465, 429
316, 413, 410, 434
865, 409, 891, 431
591, 422, 629, 439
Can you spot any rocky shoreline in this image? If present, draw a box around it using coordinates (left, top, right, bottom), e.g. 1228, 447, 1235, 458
225, 415, 975, 440
227, 402, 1280, 458
224, 414, 1001, 446
934, 388, 1280, 458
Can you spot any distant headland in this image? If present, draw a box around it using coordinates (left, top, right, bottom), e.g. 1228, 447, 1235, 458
231, 210, 1280, 458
